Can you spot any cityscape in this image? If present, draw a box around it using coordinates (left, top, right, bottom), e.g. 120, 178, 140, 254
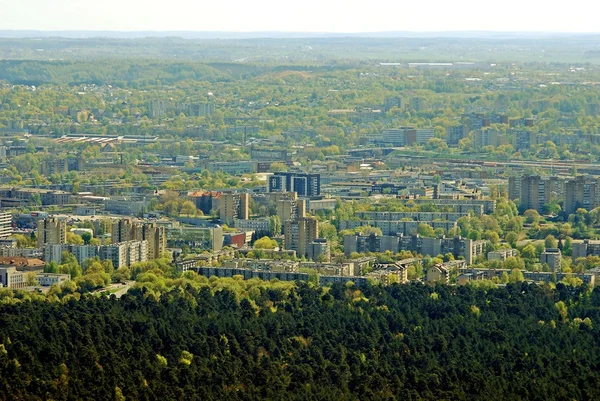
1, 9, 600, 399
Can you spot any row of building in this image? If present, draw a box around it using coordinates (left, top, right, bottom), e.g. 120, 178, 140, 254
508, 174, 600, 214
343, 234, 486, 265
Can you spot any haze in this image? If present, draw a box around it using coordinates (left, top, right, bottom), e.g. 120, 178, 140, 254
0, 0, 597, 33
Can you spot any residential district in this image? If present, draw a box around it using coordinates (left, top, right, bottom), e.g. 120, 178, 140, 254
2, 56, 600, 293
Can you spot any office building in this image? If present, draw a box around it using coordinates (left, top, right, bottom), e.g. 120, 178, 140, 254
0, 267, 25, 289
37, 217, 67, 248
268, 172, 321, 197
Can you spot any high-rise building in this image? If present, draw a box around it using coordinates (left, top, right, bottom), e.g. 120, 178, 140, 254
276, 198, 306, 228
513, 129, 537, 151
37, 217, 67, 248
446, 125, 468, 145
112, 219, 166, 260
384, 96, 406, 111
283, 217, 319, 258
0, 212, 12, 239
219, 193, 250, 224
509, 174, 599, 214
268, 173, 320, 197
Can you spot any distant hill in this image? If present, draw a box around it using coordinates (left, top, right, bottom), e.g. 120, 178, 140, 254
0, 30, 598, 40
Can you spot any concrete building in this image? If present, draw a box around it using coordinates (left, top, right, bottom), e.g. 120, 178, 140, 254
343, 234, 485, 265
0, 267, 25, 289
572, 239, 600, 262
283, 217, 319, 258
426, 264, 450, 284
488, 248, 517, 261
369, 127, 435, 147
234, 218, 270, 235
268, 172, 321, 197
307, 238, 330, 262
41, 158, 68, 176
220, 193, 250, 225
508, 175, 599, 214
447, 125, 468, 145
276, 198, 306, 227
37, 217, 67, 248
112, 219, 167, 260
37, 273, 70, 286
0, 212, 12, 239
540, 248, 562, 272
513, 129, 537, 151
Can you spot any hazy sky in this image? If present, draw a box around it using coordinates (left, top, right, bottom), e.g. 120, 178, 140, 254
0, 0, 596, 33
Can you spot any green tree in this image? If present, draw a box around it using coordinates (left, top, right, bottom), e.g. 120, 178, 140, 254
254, 236, 278, 249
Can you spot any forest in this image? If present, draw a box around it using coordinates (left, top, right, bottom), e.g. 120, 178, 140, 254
1, 279, 600, 400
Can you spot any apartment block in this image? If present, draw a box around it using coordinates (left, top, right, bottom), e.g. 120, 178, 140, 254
112, 219, 166, 260
307, 238, 331, 262
219, 193, 250, 225
37, 217, 67, 248
540, 248, 562, 272
343, 234, 485, 265
0, 212, 12, 239
283, 217, 319, 258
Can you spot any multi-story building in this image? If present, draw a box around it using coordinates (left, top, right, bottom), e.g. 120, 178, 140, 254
41, 158, 68, 176
369, 127, 435, 147
572, 239, 600, 262
540, 248, 562, 272
343, 234, 486, 265
268, 172, 321, 197
508, 175, 599, 214
488, 248, 517, 261
283, 217, 319, 258
446, 125, 468, 145
276, 198, 306, 226
104, 196, 148, 216
513, 129, 537, 151
472, 129, 508, 148
220, 193, 250, 225
250, 147, 291, 162
384, 96, 406, 111
234, 218, 270, 235
189, 191, 222, 215
307, 238, 330, 262
37, 217, 67, 248
0, 212, 12, 239
339, 219, 457, 236
112, 219, 166, 260
0, 267, 25, 289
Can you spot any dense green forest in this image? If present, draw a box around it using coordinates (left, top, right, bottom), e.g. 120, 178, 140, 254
1, 280, 600, 400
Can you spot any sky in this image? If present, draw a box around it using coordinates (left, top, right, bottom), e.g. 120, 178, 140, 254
0, 0, 597, 33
